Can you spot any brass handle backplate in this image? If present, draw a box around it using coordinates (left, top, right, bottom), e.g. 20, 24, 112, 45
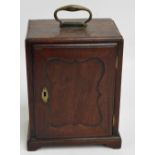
41, 87, 48, 103
54, 4, 92, 27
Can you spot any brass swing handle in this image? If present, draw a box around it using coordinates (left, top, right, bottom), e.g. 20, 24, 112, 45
54, 4, 92, 27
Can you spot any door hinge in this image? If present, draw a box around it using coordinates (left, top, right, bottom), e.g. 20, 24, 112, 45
113, 115, 115, 127
115, 56, 119, 69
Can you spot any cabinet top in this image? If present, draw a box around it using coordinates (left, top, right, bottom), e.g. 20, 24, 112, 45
26, 19, 123, 43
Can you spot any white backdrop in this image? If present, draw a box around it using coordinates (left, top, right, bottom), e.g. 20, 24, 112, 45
20, 0, 135, 154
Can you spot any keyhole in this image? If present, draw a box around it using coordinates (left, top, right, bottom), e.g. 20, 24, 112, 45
44, 91, 46, 97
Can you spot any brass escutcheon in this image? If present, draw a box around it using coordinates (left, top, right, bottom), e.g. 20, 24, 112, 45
41, 87, 48, 103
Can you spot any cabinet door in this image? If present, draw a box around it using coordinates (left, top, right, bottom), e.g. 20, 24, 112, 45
33, 43, 117, 139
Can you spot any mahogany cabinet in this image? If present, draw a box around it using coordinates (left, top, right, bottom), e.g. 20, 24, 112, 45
25, 6, 124, 150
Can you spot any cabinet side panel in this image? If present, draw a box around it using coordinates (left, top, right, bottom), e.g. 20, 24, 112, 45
25, 40, 35, 137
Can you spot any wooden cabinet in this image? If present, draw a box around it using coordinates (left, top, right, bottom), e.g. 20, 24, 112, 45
25, 18, 123, 150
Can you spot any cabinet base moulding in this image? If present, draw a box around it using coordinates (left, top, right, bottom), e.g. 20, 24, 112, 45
27, 129, 122, 151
